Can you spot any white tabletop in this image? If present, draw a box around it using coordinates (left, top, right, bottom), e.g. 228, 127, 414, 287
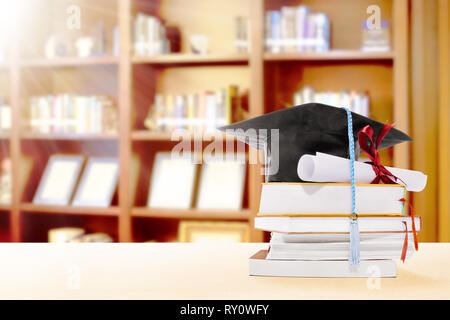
0, 243, 448, 299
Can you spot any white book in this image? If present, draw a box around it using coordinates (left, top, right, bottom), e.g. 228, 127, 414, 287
305, 13, 316, 52
270, 11, 281, 53
147, 16, 158, 55
249, 250, 397, 277
267, 232, 415, 260
0, 105, 11, 130
293, 92, 302, 106
301, 86, 314, 103
295, 5, 309, 52
259, 183, 406, 215
315, 13, 330, 51
265, 12, 272, 52
276, 231, 410, 243
134, 14, 147, 56
255, 216, 421, 234
205, 93, 217, 132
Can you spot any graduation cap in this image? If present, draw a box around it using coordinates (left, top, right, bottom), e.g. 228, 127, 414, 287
219, 103, 412, 182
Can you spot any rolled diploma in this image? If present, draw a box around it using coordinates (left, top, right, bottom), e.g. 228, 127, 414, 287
297, 152, 427, 192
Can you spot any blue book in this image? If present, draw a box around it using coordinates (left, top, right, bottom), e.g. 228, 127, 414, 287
270, 11, 281, 53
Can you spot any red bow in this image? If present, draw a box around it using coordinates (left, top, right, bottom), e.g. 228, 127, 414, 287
358, 124, 403, 185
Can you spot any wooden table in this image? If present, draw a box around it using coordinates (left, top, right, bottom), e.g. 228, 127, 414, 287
0, 243, 448, 299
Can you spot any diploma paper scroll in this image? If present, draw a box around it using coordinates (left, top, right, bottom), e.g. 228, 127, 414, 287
297, 152, 427, 192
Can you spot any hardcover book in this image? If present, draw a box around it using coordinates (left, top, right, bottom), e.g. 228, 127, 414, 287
249, 250, 397, 278
259, 183, 406, 215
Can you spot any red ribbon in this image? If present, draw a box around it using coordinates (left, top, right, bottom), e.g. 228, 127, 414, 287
358, 125, 419, 262
399, 198, 419, 262
401, 221, 409, 262
358, 124, 404, 185
399, 198, 419, 250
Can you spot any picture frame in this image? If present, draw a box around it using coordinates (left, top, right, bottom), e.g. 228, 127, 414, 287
178, 221, 250, 243
72, 157, 119, 207
147, 152, 197, 209
196, 155, 246, 210
33, 155, 84, 205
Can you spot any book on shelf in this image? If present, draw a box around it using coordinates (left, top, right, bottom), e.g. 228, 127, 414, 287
0, 37, 6, 63
293, 86, 370, 117
144, 85, 242, 134
234, 16, 249, 53
134, 13, 173, 56
259, 183, 406, 215
27, 94, 118, 134
113, 25, 120, 56
0, 158, 11, 205
0, 97, 11, 132
265, 5, 330, 53
249, 250, 397, 277
361, 20, 391, 52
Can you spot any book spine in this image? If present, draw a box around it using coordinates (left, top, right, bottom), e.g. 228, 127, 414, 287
165, 94, 173, 133
265, 12, 272, 52
295, 6, 309, 52
225, 85, 238, 125
186, 94, 196, 133
271, 11, 281, 53
315, 13, 330, 52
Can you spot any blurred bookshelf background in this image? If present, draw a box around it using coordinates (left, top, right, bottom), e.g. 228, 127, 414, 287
0, 0, 447, 243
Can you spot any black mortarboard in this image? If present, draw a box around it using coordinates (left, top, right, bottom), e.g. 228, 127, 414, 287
219, 103, 412, 182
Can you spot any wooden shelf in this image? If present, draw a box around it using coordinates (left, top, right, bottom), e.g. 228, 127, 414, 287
20, 56, 120, 68
20, 132, 118, 141
131, 131, 236, 141
20, 203, 120, 216
132, 207, 251, 220
2, 0, 410, 243
132, 53, 249, 66
264, 50, 395, 62
0, 204, 10, 211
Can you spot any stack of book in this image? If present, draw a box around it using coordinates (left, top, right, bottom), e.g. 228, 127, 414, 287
134, 13, 172, 56
0, 97, 11, 132
249, 183, 421, 277
27, 94, 118, 134
220, 103, 424, 278
144, 86, 242, 134
234, 16, 250, 53
293, 86, 370, 117
265, 5, 330, 53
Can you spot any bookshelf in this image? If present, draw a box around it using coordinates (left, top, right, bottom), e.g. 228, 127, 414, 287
2, 0, 410, 242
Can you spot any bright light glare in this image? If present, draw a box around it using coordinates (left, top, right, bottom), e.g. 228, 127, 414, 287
0, 0, 25, 47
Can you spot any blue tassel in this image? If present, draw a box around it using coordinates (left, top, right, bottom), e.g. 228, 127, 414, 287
349, 218, 360, 266
343, 107, 360, 267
